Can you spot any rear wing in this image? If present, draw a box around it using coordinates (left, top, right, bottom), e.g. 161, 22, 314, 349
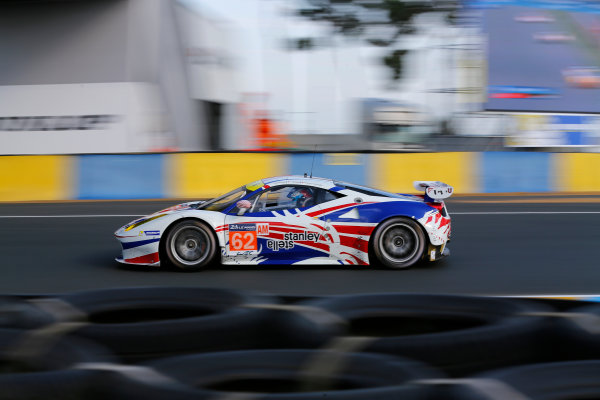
413, 181, 454, 202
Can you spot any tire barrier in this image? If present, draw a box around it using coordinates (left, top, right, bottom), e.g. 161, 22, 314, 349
4, 288, 600, 398
0, 328, 115, 372
136, 350, 442, 400
54, 287, 280, 361
0, 369, 105, 400
541, 303, 600, 362
275, 294, 554, 376
0, 328, 116, 400
74, 362, 202, 400
439, 360, 600, 400
0, 297, 57, 329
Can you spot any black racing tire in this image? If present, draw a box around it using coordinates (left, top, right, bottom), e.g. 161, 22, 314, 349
0, 369, 103, 400
57, 287, 279, 362
163, 220, 217, 271
545, 303, 600, 361
0, 328, 116, 372
371, 217, 426, 269
280, 294, 553, 377
144, 349, 442, 400
444, 360, 600, 400
0, 297, 56, 329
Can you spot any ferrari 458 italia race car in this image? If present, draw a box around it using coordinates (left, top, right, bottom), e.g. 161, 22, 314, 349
115, 176, 452, 270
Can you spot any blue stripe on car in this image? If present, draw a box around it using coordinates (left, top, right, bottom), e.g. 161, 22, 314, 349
122, 238, 161, 250
324, 201, 432, 223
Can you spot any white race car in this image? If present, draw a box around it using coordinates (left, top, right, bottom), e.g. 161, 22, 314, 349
115, 176, 452, 270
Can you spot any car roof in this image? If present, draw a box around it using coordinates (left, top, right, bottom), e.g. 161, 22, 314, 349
262, 175, 336, 189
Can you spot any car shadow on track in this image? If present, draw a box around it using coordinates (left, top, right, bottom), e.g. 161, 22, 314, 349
114, 261, 163, 273
112, 259, 447, 273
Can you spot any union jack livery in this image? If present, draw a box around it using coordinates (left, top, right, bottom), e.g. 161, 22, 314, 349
114, 176, 452, 270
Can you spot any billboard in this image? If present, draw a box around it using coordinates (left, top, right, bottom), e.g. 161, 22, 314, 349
505, 113, 600, 147
474, 0, 600, 113
0, 83, 170, 154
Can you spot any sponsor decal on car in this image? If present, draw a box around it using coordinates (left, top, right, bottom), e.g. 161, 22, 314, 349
245, 180, 264, 191
266, 231, 320, 251
142, 230, 160, 236
228, 223, 266, 253
267, 239, 294, 251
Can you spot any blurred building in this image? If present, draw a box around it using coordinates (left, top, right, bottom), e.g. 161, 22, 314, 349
0, 0, 488, 154
0, 0, 237, 154
4, 0, 596, 154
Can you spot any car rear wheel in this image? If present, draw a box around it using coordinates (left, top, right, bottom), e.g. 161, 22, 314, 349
164, 220, 216, 271
371, 217, 425, 269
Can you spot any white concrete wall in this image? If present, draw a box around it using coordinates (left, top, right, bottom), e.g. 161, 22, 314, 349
0, 83, 169, 154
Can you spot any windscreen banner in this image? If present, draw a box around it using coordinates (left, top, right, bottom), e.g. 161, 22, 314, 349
472, 0, 600, 113
505, 113, 600, 147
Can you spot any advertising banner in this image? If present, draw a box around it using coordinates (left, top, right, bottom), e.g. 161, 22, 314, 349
505, 113, 600, 147
473, 0, 600, 113
0, 83, 169, 154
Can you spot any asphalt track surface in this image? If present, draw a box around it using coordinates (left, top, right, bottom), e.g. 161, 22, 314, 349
1, 195, 600, 296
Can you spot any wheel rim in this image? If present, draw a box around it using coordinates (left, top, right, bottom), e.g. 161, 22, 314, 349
170, 226, 211, 266
379, 223, 419, 263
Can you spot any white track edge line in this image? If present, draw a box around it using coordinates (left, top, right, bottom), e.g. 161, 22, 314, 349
452, 211, 600, 215
0, 215, 143, 218
0, 211, 599, 218
497, 294, 600, 298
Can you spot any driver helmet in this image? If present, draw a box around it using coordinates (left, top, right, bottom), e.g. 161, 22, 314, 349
289, 188, 313, 206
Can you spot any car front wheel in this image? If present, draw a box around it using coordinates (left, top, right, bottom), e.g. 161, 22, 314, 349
371, 217, 426, 269
164, 220, 216, 271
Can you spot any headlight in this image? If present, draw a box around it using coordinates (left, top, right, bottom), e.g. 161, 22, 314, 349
123, 214, 166, 232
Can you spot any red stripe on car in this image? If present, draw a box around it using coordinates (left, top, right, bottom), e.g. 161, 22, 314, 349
341, 252, 368, 265
339, 235, 369, 253
332, 225, 375, 236
125, 252, 159, 264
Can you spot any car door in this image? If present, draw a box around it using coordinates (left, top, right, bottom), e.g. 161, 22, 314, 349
303, 188, 373, 265
222, 185, 329, 264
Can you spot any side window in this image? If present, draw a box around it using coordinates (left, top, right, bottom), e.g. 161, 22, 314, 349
230, 186, 345, 215
251, 186, 317, 212
321, 190, 344, 203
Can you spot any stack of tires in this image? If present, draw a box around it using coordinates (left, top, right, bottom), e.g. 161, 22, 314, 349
2, 288, 600, 399
0, 287, 282, 399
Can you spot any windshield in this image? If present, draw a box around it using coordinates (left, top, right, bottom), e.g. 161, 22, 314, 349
197, 186, 249, 212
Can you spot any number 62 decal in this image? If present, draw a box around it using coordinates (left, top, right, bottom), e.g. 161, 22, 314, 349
227, 223, 270, 253
228, 223, 266, 253
229, 231, 257, 252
